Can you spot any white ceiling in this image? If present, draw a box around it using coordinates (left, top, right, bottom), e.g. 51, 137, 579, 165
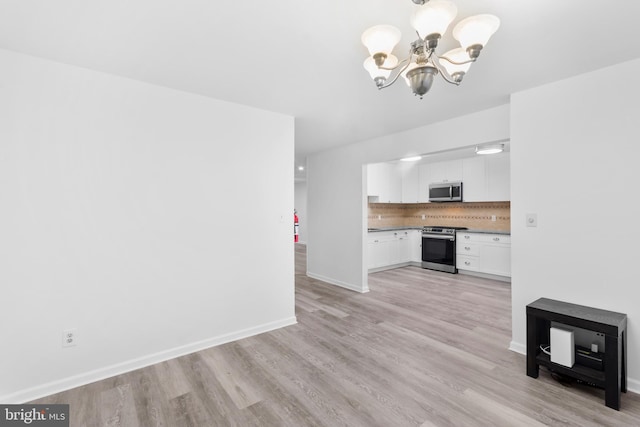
2, 0, 640, 179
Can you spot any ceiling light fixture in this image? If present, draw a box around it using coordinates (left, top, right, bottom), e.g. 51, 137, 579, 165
361, 0, 500, 99
475, 143, 504, 155
400, 156, 423, 162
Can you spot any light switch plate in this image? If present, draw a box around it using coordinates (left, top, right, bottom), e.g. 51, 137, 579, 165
526, 213, 537, 227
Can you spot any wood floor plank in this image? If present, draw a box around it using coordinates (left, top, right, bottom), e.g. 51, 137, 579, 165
29, 244, 640, 426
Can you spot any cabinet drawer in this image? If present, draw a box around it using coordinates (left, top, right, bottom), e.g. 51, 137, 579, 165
457, 255, 480, 271
368, 231, 397, 243
457, 232, 477, 242
480, 234, 511, 244
457, 232, 511, 245
457, 243, 480, 256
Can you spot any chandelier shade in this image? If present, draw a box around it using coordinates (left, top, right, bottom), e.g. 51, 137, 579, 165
411, 0, 458, 40
361, 0, 500, 98
364, 55, 399, 80
439, 47, 472, 75
453, 14, 501, 51
361, 25, 402, 57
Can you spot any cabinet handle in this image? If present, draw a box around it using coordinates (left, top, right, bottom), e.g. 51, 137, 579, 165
493, 237, 500, 242
465, 261, 471, 265
464, 235, 470, 239
465, 246, 471, 250
374, 240, 379, 243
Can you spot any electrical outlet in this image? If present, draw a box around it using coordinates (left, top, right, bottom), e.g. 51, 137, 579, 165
421, 214, 425, 220
62, 328, 77, 347
491, 215, 496, 222
378, 215, 381, 220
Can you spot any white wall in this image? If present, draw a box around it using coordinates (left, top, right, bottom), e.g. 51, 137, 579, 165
0, 49, 295, 402
294, 181, 308, 244
510, 58, 640, 390
307, 105, 510, 292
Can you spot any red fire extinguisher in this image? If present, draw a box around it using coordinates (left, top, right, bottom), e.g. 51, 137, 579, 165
294, 210, 299, 243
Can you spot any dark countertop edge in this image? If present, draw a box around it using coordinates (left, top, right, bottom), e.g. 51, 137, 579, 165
367, 227, 422, 232
459, 229, 511, 235
367, 227, 511, 235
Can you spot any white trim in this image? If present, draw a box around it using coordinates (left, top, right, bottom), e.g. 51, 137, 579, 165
307, 271, 369, 293
368, 262, 412, 274
627, 378, 640, 395
509, 340, 526, 355
458, 269, 511, 283
1, 316, 297, 404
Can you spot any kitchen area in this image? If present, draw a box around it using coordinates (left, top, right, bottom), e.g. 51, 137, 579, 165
367, 144, 511, 281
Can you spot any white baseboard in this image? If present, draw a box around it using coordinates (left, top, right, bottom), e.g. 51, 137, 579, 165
368, 262, 413, 274
1, 316, 297, 404
509, 340, 640, 394
627, 378, 640, 394
458, 269, 511, 283
307, 271, 368, 293
509, 340, 526, 355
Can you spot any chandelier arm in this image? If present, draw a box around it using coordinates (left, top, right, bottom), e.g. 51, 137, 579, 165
436, 53, 476, 66
378, 57, 410, 71
378, 54, 413, 90
431, 58, 461, 86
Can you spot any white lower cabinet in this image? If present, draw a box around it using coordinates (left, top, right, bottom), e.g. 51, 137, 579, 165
410, 230, 422, 263
368, 230, 422, 271
456, 232, 511, 278
368, 233, 395, 270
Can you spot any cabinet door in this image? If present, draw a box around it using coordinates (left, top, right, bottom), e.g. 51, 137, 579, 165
457, 254, 480, 272
487, 153, 510, 201
462, 157, 487, 202
367, 163, 383, 201
401, 166, 419, 203
367, 240, 379, 269
410, 230, 422, 263
418, 164, 430, 202
393, 234, 411, 265
368, 233, 396, 268
443, 159, 463, 182
368, 163, 403, 203
480, 244, 511, 276
387, 164, 403, 203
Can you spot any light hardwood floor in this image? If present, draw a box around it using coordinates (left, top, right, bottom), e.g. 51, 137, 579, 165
32, 244, 640, 426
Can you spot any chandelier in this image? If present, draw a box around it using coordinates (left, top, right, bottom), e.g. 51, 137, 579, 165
361, 0, 500, 98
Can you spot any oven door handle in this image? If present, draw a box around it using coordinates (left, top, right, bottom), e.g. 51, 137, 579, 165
422, 234, 455, 241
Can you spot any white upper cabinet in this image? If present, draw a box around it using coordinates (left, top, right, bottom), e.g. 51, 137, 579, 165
486, 152, 510, 201
462, 156, 487, 202
369, 152, 510, 204
425, 159, 463, 184
401, 165, 420, 203
367, 162, 402, 203
462, 152, 510, 202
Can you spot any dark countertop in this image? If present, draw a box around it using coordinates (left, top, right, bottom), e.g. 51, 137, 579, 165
367, 227, 510, 235
459, 229, 511, 235
367, 226, 422, 232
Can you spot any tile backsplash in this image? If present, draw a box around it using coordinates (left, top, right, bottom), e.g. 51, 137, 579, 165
368, 201, 510, 231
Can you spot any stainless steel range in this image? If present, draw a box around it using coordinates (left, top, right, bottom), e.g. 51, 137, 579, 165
421, 226, 468, 273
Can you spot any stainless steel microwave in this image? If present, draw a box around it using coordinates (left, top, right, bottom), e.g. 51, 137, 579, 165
429, 182, 463, 202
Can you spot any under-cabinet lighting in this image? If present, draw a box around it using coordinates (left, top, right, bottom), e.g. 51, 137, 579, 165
400, 155, 423, 162
475, 144, 503, 155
